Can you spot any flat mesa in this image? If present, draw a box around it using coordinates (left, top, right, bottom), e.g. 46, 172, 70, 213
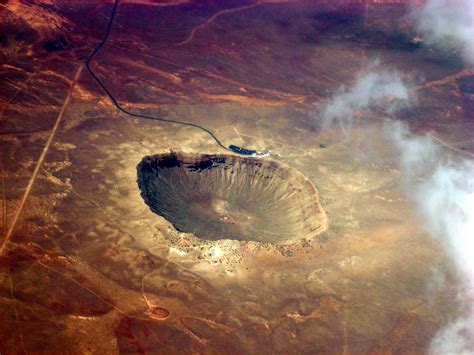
137, 152, 327, 245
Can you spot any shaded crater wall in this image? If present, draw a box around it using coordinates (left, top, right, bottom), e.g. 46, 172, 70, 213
137, 152, 327, 245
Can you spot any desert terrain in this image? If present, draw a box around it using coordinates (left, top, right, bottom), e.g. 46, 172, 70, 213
0, 0, 473, 352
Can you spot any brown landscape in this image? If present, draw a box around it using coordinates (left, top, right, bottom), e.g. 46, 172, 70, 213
1, 0, 473, 353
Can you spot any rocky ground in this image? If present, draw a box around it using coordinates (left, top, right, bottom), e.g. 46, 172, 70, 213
0, 0, 472, 352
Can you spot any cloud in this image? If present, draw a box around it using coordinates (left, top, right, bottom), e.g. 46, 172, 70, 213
385, 120, 439, 176
319, 60, 414, 132
318, 61, 474, 353
429, 317, 474, 355
413, 0, 474, 64
385, 121, 474, 355
386, 121, 474, 272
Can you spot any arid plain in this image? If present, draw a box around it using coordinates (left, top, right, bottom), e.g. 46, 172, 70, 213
1, 0, 473, 352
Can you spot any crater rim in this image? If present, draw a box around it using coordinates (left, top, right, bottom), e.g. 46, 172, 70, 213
137, 151, 327, 246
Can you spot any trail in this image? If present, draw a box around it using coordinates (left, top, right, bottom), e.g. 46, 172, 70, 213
7, 269, 26, 352
0, 65, 83, 257
110, 57, 303, 106
176, 0, 299, 46
416, 68, 474, 158
1, 159, 6, 238
0, 74, 35, 115
176, 1, 263, 46
140, 261, 170, 313
427, 132, 474, 159
342, 307, 349, 355
416, 68, 472, 90
109, 42, 318, 104
5, 241, 150, 320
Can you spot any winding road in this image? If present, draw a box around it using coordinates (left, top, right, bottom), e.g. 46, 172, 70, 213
85, 0, 235, 153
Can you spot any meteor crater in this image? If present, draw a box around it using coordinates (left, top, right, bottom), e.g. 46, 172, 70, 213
137, 152, 326, 245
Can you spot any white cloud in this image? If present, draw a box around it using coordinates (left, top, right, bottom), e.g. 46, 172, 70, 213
385, 121, 474, 354
318, 61, 474, 353
413, 0, 474, 64
429, 317, 474, 355
320, 60, 413, 132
